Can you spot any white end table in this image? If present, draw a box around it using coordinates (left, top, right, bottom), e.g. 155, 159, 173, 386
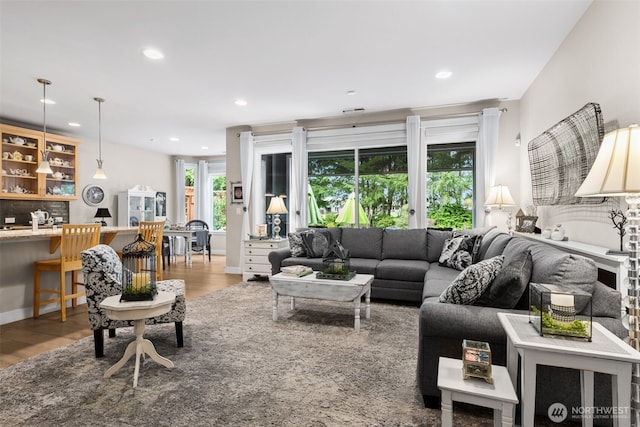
437, 357, 518, 427
498, 312, 640, 427
100, 291, 176, 387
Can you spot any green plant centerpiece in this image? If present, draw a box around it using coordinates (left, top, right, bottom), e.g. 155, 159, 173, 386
528, 283, 592, 341
318, 241, 356, 280
530, 306, 590, 339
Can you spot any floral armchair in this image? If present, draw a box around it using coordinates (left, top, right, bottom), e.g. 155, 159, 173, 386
81, 244, 186, 358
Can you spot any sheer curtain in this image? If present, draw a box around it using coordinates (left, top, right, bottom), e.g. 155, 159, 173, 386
240, 131, 254, 241
406, 115, 424, 229
291, 127, 308, 231
476, 107, 502, 226
195, 160, 210, 227
174, 159, 186, 225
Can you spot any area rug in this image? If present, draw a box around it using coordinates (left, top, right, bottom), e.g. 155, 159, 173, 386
0, 281, 497, 426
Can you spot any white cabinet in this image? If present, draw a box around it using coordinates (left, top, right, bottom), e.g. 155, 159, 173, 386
118, 186, 158, 227
243, 239, 288, 282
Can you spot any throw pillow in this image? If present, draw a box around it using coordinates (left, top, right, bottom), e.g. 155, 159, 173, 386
301, 229, 332, 258
288, 232, 307, 257
439, 256, 504, 305
474, 250, 533, 308
439, 235, 481, 270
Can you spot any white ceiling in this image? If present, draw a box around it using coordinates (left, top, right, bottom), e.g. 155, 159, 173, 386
0, 0, 591, 156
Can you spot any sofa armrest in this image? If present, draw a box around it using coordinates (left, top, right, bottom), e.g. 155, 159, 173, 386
268, 247, 292, 274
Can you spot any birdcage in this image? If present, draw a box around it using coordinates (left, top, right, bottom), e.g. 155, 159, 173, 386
120, 233, 157, 301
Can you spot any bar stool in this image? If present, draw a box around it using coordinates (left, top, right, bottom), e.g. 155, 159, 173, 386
33, 223, 102, 321
138, 221, 165, 281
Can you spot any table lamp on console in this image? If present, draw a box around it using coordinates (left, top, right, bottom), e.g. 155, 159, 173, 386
266, 196, 288, 240
575, 124, 640, 424
94, 208, 112, 226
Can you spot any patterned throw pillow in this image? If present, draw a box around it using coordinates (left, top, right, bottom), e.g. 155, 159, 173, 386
301, 229, 332, 258
288, 232, 307, 257
439, 255, 505, 305
439, 235, 481, 270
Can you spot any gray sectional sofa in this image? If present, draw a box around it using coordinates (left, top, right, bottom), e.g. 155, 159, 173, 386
268, 226, 625, 420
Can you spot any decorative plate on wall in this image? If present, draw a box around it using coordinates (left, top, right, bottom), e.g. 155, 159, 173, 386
82, 185, 105, 206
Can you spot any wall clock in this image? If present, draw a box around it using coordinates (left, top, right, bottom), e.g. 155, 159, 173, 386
82, 185, 105, 206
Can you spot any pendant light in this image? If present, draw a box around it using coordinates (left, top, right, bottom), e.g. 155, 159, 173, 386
35, 78, 53, 175
93, 97, 107, 179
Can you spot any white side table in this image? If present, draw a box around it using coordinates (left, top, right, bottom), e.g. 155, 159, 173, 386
100, 291, 176, 387
437, 357, 518, 427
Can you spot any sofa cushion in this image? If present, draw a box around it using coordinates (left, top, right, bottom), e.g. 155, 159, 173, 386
504, 238, 598, 298
301, 229, 333, 258
427, 228, 453, 263
423, 265, 460, 299
382, 228, 427, 260
483, 233, 512, 260
376, 259, 430, 282
439, 235, 480, 270
439, 256, 504, 304
477, 228, 502, 260
475, 250, 533, 308
347, 258, 380, 275
340, 228, 383, 259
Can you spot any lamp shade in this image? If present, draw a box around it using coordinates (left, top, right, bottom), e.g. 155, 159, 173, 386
484, 185, 515, 207
266, 196, 288, 215
94, 208, 112, 218
575, 125, 640, 197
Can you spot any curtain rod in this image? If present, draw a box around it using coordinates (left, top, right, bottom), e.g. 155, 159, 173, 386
242, 108, 508, 136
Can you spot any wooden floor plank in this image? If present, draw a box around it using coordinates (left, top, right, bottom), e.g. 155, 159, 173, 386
0, 255, 240, 369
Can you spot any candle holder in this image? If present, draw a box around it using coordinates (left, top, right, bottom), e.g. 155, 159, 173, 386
529, 283, 592, 341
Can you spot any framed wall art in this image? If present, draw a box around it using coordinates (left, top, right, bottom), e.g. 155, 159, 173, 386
231, 182, 243, 204
516, 216, 538, 233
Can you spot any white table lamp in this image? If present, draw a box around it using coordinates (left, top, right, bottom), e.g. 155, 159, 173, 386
575, 124, 640, 424
266, 196, 288, 240
484, 185, 516, 233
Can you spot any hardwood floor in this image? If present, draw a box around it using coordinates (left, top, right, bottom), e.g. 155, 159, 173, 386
0, 255, 240, 369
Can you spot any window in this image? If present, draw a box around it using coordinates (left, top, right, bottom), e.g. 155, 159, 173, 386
184, 164, 196, 222
263, 153, 290, 238
210, 175, 226, 231
426, 143, 475, 229
308, 146, 408, 228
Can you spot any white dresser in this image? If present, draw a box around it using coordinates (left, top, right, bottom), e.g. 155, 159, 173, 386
243, 239, 288, 282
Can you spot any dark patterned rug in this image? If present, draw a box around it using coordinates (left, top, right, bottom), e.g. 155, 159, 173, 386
0, 281, 498, 426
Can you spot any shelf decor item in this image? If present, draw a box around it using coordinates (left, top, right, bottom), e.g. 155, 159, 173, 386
462, 339, 493, 383
529, 283, 592, 341
318, 241, 356, 280
120, 233, 157, 301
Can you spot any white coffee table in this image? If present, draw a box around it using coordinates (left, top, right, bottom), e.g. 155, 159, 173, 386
498, 312, 640, 427
437, 357, 518, 427
100, 291, 176, 387
270, 271, 374, 332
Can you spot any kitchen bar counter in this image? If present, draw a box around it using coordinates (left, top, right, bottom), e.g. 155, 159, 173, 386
0, 226, 139, 324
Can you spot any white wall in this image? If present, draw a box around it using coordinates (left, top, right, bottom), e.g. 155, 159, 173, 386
519, 0, 640, 248
70, 138, 174, 226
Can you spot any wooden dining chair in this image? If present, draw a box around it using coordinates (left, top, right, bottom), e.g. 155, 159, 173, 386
33, 223, 102, 321
138, 221, 165, 281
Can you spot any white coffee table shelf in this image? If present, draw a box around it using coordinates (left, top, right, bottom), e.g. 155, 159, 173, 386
270, 271, 373, 332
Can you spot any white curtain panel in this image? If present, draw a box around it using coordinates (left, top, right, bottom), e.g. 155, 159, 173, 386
174, 159, 186, 225
476, 108, 502, 226
240, 131, 255, 241
195, 160, 210, 227
291, 127, 308, 231
406, 115, 424, 229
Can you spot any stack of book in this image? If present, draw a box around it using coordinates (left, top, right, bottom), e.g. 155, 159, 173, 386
281, 265, 313, 277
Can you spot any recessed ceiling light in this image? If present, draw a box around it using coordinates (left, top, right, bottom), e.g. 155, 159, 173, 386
40, 98, 56, 105
170, 137, 180, 142
201, 146, 209, 150
234, 99, 247, 106
346, 90, 356, 96
435, 70, 452, 79
143, 48, 164, 59
68, 122, 81, 127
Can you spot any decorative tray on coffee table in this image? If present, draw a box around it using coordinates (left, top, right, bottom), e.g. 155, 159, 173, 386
316, 271, 357, 281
